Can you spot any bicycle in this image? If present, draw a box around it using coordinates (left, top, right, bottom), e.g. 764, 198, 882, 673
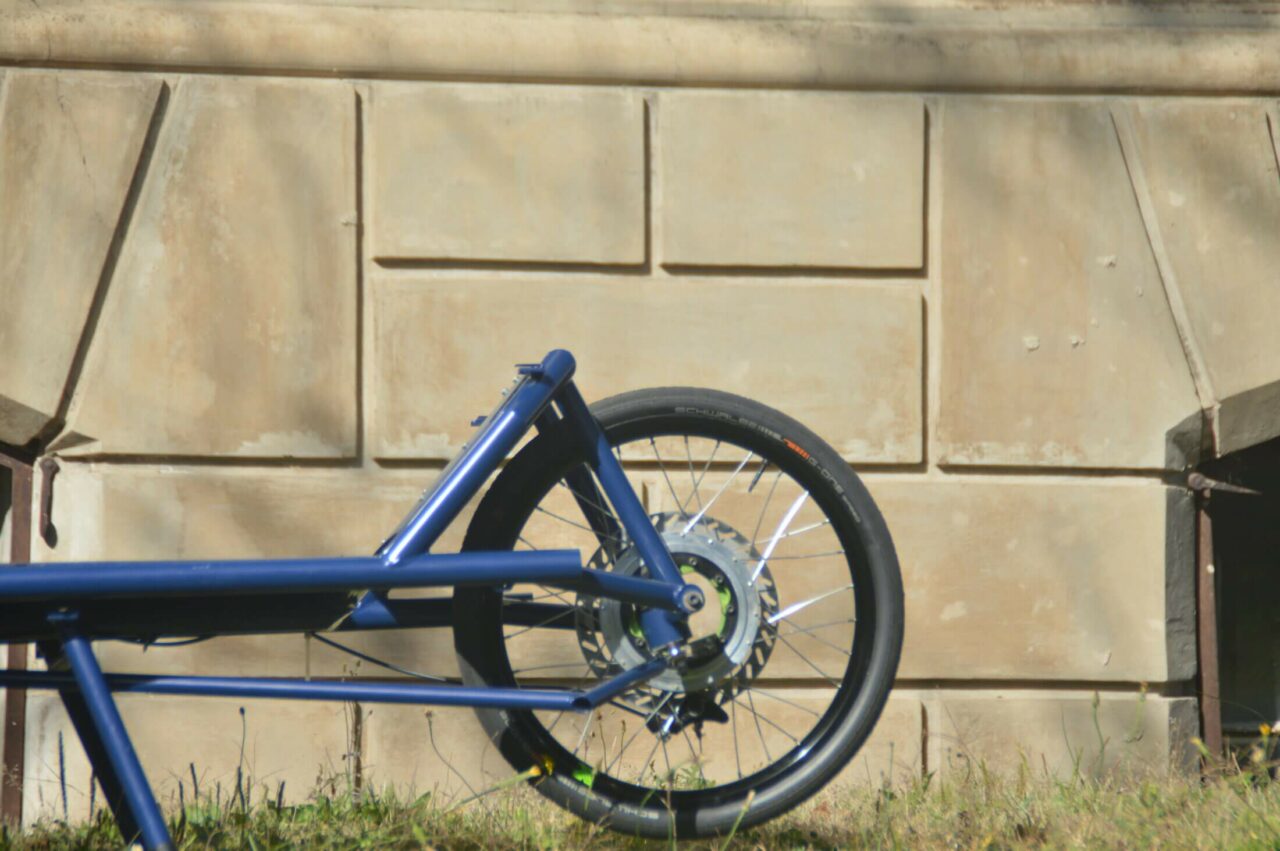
0, 349, 904, 848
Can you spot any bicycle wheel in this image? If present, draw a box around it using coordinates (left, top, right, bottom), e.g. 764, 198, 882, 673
453, 388, 903, 838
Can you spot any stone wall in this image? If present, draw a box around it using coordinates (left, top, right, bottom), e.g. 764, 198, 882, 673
5, 0, 1280, 823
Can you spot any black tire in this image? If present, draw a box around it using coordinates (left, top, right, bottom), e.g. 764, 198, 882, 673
453, 388, 903, 839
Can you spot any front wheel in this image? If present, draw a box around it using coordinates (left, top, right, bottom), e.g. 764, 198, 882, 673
453, 388, 903, 838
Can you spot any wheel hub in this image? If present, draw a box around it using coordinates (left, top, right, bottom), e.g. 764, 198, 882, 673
576, 512, 779, 696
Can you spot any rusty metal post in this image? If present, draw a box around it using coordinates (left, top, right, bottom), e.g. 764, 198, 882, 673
1196, 491, 1223, 759
0, 453, 32, 826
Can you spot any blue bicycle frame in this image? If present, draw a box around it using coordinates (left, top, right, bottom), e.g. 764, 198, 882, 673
0, 350, 703, 850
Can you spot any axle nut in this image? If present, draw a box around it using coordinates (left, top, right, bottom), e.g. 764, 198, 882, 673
682, 587, 706, 612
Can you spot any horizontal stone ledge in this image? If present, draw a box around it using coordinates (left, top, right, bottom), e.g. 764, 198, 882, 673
6, 2, 1280, 93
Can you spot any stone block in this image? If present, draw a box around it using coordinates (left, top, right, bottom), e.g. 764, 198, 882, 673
0, 71, 162, 446
835, 693, 923, 788
660, 91, 924, 269
370, 275, 923, 463
926, 691, 1199, 779
370, 83, 644, 264
646, 471, 1193, 683
1126, 100, 1280, 455
22, 691, 349, 822
34, 464, 450, 678
936, 99, 1202, 470
873, 477, 1195, 683
63, 76, 357, 458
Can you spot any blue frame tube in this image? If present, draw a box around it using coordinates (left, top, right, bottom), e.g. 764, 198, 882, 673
0, 557, 691, 614
0, 551, 583, 602
378, 350, 578, 564
555, 383, 690, 649
0, 658, 668, 712
52, 618, 173, 850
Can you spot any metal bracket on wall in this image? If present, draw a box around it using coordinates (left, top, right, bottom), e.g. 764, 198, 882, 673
0, 450, 33, 826
38, 459, 59, 548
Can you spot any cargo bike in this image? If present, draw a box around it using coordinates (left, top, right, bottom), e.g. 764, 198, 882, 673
0, 350, 904, 848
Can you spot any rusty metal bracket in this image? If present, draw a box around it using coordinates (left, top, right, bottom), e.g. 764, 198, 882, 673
38, 459, 59, 548
1187, 471, 1261, 496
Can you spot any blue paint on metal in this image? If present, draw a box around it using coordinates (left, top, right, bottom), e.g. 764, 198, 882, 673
0, 550, 582, 602
561, 568, 696, 614
579, 657, 668, 707
554, 382, 691, 649
379, 349, 577, 564
51, 616, 173, 850
0, 663, 669, 712
341, 598, 578, 632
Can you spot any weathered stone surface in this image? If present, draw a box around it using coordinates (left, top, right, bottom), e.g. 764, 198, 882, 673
370, 276, 922, 462
371, 84, 644, 264
34, 463, 439, 677
63, 76, 357, 458
647, 472, 1194, 683
0, 71, 161, 446
660, 92, 923, 268
872, 477, 1194, 682
926, 691, 1199, 778
936, 99, 1202, 470
8, 3, 1280, 95
22, 692, 348, 821
839, 693, 923, 787
1126, 100, 1280, 455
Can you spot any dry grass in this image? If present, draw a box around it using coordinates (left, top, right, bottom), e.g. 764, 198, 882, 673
5, 745, 1280, 849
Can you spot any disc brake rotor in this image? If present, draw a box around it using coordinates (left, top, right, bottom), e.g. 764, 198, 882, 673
575, 512, 779, 725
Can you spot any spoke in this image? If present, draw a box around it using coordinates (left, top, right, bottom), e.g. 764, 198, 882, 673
747, 461, 771, 493
782, 616, 857, 633
516, 535, 539, 550
778, 519, 831, 540
606, 696, 659, 722
678, 724, 704, 780
766, 550, 846, 561
777, 621, 854, 657
556, 479, 615, 523
681, 451, 755, 534
605, 694, 672, 777
650, 437, 690, 521
510, 661, 593, 676
680, 438, 719, 516
736, 694, 800, 744
743, 691, 773, 760
730, 697, 744, 780
504, 605, 582, 640
534, 505, 625, 543
510, 587, 575, 605
773, 631, 842, 688
660, 722, 674, 787
750, 471, 783, 548
636, 732, 664, 785
750, 688, 821, 717
573, 710, 596, 758
750, 492, 809, 584
766, 584, 854, 626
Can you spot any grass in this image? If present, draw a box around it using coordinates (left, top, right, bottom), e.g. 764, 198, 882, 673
6, 738, 1280, 849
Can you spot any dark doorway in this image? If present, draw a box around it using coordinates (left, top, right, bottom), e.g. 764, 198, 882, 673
1199, 436, 1280, 744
